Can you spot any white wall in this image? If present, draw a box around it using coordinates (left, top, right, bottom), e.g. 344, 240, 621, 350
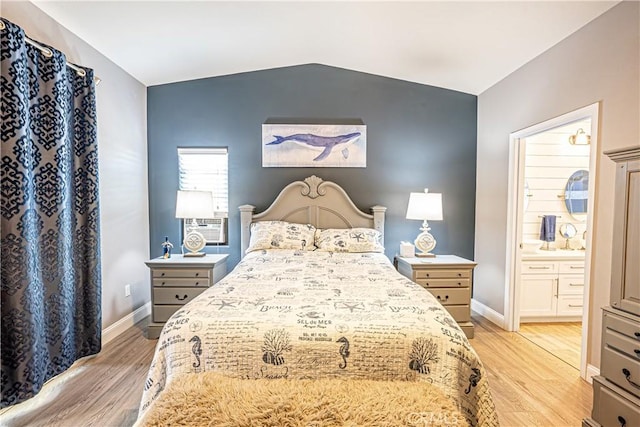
476, 1, 639, 369
523, 120, 591, 246
1, 2, 151, 330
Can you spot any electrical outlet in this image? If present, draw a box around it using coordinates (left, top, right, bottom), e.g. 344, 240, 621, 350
125, 284, 131, 297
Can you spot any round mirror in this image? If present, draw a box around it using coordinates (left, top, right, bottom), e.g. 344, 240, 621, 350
559, 223, 577, 239
559, 222, 577, 250
564, 170, 589, 221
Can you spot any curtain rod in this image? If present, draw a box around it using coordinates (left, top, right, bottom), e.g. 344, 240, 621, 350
0, 20, 101, 85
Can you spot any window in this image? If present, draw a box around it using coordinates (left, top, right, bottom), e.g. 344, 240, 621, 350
177, 147, 228, 244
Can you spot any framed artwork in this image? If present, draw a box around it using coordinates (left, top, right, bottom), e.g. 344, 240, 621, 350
262, 123, 366, 167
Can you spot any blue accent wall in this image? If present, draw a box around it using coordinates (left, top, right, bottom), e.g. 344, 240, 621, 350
148, 64, 477, 268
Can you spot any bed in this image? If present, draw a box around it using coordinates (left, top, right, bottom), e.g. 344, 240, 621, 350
136, 176, 499, 426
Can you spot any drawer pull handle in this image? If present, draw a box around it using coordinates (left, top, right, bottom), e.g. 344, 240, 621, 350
529, 266, 550, 270
570, 266, 582, 269
161, 281, 166, 285
622, 368, 640, 388
175, 294, 188, 301
569, 283, 583, 287
457, 273, 462, 277
635, 332, 640, 339
568, 304, 583, 308
634, 349, 640, 357
195, 272, 200, 277
458, 282, 462, 286
161, 272, 165, 277
195, 282, 200, 286
436, 295, 449, 301
426, 274, 430, 278
618, 416, 626, 427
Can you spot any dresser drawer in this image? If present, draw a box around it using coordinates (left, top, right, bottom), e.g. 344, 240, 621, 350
152, 268, 211, 279
414, 269, 470, 280
521, 262, 559, 274
605, 329, 640, 365
153, 277, 210, 287
559, 275, 585, 295
152, 305, 184, 323
592, 377, 640, 427
601, 346, 640, 398
153, 287, 207, 305
559, 262, 585, 274
427, 287, 470, 306
416, 278, 470, 288
604, 310, 640, 342
442, 305, 470, 322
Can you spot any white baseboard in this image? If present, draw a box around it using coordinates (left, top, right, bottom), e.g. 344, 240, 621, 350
586, 364, 600, 384
102, 302, 151, 345
471, 299, 506, 329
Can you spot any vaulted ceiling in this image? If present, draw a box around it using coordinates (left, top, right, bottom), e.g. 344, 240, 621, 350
32, 1, 619, 94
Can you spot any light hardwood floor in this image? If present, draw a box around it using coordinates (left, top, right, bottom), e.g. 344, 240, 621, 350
0, 315, 592, 426
518, 322, 582, 369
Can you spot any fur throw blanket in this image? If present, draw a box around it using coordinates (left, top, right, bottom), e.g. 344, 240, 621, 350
135, 373, 466, 427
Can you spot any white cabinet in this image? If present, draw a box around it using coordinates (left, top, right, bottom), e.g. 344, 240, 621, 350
520, 258, 585, 321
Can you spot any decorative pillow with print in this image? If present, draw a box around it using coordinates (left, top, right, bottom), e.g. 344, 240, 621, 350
246, 221, 316, 253
315, 228, 384, 253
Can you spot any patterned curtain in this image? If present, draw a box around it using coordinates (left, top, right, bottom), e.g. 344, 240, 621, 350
0, 18, 101, 407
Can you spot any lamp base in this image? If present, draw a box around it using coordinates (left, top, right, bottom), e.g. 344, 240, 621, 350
415, 252, 436, 258
184, 252, 206, 257
414, 230, 437, 256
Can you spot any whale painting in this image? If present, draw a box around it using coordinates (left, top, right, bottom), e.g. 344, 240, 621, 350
262, 124, 366, 167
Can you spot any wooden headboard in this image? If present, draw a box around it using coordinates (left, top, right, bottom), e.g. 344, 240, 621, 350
239, 175, 386, 258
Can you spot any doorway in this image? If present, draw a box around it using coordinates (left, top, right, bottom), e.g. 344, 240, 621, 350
504, 103, 599, 380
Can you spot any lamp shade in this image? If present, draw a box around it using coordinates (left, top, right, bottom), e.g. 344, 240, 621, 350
406, 190, 443, 221
175, 190, 215, 219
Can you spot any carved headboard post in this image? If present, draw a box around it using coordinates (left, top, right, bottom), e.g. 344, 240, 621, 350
239, 204, 255, 257
371, 205, 387, 247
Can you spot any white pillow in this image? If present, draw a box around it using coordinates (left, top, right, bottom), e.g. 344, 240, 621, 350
246, 221, 316, 253
314, 228, 384, 253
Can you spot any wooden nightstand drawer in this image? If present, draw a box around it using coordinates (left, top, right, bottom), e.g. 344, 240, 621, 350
152, 268, 211, 279
153, 277, 210, 287
427, 287, 470, 305
443, 305, 471, 322
395, 255, 476, 338
145, 254, 229, 339
416, 278, 470, 288
414, 270, 470, 280
153, 305, 184, 323
153, 287, 206, 305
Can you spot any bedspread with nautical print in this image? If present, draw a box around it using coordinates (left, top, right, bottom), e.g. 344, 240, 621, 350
138, 250, 499, 426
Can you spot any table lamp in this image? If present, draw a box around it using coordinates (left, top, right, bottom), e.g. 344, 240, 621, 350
175, 190, 214, 257
406, 189, 443, 257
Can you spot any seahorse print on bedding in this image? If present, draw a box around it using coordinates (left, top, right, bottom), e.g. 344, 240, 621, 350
190, 336, 202, 369
465, 367, 482, 394
337, 337, 350, 369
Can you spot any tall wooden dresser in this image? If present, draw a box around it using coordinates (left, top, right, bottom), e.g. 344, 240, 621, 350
584, 146, 640, 427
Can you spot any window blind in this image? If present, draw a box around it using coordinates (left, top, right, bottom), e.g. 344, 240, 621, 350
177, 147, 228, 217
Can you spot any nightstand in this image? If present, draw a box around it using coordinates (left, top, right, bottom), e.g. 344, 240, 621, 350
395, 255, 476, 338
144, 254, 228, 339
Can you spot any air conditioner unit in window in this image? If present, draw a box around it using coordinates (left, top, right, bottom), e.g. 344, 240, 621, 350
184, 218, 226, 244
